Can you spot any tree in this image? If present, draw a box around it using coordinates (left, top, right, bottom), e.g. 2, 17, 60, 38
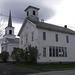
24, 45, 38, 64
0, 19, 5, 38
0, 51, 9, 62
11, 48, 24, 62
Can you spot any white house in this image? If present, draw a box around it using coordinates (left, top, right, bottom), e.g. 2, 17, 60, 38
18, 6, 75, 63
1, 11, 19, 61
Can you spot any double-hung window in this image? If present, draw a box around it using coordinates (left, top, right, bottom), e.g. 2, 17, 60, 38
43, 32, 46, 40
66, 36, 69, 43
32, 32, 34, 41
56, 34, 58, 42
43, 48, 46, 57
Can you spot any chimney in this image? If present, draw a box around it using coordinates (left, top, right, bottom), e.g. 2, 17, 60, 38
64, 25, 67, 28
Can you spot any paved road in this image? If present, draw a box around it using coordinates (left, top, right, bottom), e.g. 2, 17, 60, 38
27, 70, 75, 75
0, 63, 40, 75
1, 63, 75, 75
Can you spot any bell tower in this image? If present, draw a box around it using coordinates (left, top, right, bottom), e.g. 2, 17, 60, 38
25, 6, 40, 21
4, 11, 15, 39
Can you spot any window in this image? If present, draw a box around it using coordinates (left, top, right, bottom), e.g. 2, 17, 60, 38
66, 36, 69, 43
33, 11, 35, 15
59, 47, 61, 57
49, 46, 67, 57
56, 47, 58, 57
56, 34, 58, 42
9, 30, 12, 35
21, 37, 23, 44
65, 47, 67, 57
43, 48, 46, 57
32, 32, 34, 41
26, 34, 28, 43
49, 46, 52, 56
62, 47, 64, 57
53, 46, 55, 56
43, 32, 46, 40
27, 11, 29, 16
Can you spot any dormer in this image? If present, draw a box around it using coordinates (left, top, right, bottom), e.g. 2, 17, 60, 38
25, 6, 40, 21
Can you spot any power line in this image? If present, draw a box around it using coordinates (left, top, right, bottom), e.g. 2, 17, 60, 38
1, 13, 75, 29
0, 14, 24, 19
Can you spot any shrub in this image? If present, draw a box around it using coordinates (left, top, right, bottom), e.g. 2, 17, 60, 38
24, 45, 38, 64
11, 48, 24, 62
0, 51, 9, 62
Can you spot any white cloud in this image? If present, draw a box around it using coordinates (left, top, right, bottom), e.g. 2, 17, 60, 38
45, 0, 75, 30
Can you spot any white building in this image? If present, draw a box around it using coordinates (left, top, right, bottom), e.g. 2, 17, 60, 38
18, 6, 75, 63
1, 11, 19, 61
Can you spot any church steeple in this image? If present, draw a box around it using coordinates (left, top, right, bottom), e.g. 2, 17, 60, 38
8, 11, 12, 27
4, 11, 15, 39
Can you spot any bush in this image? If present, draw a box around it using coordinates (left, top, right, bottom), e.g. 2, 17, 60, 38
11, 48, 24, 62
11, 46, 40, 64
24, 45, 38, 64
0, 51, 9, 62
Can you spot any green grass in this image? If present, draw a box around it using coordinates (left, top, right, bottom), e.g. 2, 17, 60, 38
13, 63, 75, 70
1, 62, 75, 70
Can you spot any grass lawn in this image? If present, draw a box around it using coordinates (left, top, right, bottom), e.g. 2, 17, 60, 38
12, 63, 75, 70
1, 62, 75, 70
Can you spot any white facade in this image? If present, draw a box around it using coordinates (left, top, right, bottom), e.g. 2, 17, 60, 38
19, 20, 75, 63
19, 20, 38, 49
18, 6, 75, 63
37, 28, 75, 62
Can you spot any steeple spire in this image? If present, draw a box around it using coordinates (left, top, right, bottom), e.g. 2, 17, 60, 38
8, 11, 12, 27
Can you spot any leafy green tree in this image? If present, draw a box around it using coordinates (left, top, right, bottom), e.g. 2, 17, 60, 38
0, 51, 9, 62
24, 45, 38, 64
11, 48, 24, 62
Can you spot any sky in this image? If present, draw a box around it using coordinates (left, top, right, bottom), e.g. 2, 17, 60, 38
0, 0, 75, 35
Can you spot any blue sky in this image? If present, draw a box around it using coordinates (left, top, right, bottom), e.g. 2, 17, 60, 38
0, 0, 75, 35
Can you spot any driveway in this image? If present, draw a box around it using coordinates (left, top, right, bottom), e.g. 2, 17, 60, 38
0, 63, 40, 75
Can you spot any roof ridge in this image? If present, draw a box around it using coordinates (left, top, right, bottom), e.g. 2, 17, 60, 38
31, 20, 75, 35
